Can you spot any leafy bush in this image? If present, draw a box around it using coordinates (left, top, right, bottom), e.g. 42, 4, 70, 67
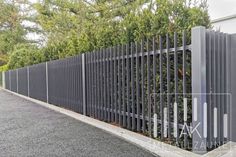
8, 44, 45, 69
0, 64, 8, 72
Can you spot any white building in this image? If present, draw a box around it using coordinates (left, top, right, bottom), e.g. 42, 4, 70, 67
212, 14, 236, 34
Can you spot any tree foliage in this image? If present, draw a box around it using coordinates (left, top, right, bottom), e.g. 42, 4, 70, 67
0, 0, 42, 68
8, 44, 44, 69
0, 0, 25, 55
1, 0, 211, 69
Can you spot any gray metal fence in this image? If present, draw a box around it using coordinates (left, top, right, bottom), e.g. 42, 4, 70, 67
84, 33, 192, 144
18, 68, 28, 96
47, 55, 84, 113
0, 72, 2, 87
28, 63, 47, 102
5, 71, 10, 90
10, 70, 17, 93
3, 26, 236, 153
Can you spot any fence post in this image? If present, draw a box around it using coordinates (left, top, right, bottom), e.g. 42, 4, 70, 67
191, 26, 207, 153
27, 66, 30, 97
229, 34, 236, 142
82, 53, 87, 115
16, 69, 19, 93
46, 62, 49, 103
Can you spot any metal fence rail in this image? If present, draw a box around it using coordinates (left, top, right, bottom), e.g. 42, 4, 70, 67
3, 26, 235, 153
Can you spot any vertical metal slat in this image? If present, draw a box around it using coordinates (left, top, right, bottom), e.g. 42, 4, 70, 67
131, 42, 135, 131
136, 41, 141, 132
159, 36, 164, 140
141, 39, 146, 133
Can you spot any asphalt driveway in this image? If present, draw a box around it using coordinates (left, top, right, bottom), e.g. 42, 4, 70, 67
0, 90, 156, 157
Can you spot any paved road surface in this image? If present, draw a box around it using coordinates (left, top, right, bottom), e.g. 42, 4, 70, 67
0, 90, 156, 157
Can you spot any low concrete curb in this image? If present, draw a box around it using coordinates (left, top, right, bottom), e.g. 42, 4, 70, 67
2, 88, 235, 157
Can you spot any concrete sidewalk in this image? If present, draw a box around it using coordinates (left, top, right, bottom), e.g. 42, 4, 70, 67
0, 90, 156, 157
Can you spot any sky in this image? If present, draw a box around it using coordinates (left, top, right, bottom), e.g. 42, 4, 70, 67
208, 0, 236, 20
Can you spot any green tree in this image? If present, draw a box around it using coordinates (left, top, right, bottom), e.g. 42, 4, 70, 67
0, 0, 26, 67
0, 0, 43, 68
0, 1, 25, 55
1, 0, 211, 68
33, 0, 210, 61
8, 44, 45, 69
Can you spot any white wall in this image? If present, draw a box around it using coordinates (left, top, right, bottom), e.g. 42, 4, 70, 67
208, 0, 236, 20
212, 18, 236, 34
